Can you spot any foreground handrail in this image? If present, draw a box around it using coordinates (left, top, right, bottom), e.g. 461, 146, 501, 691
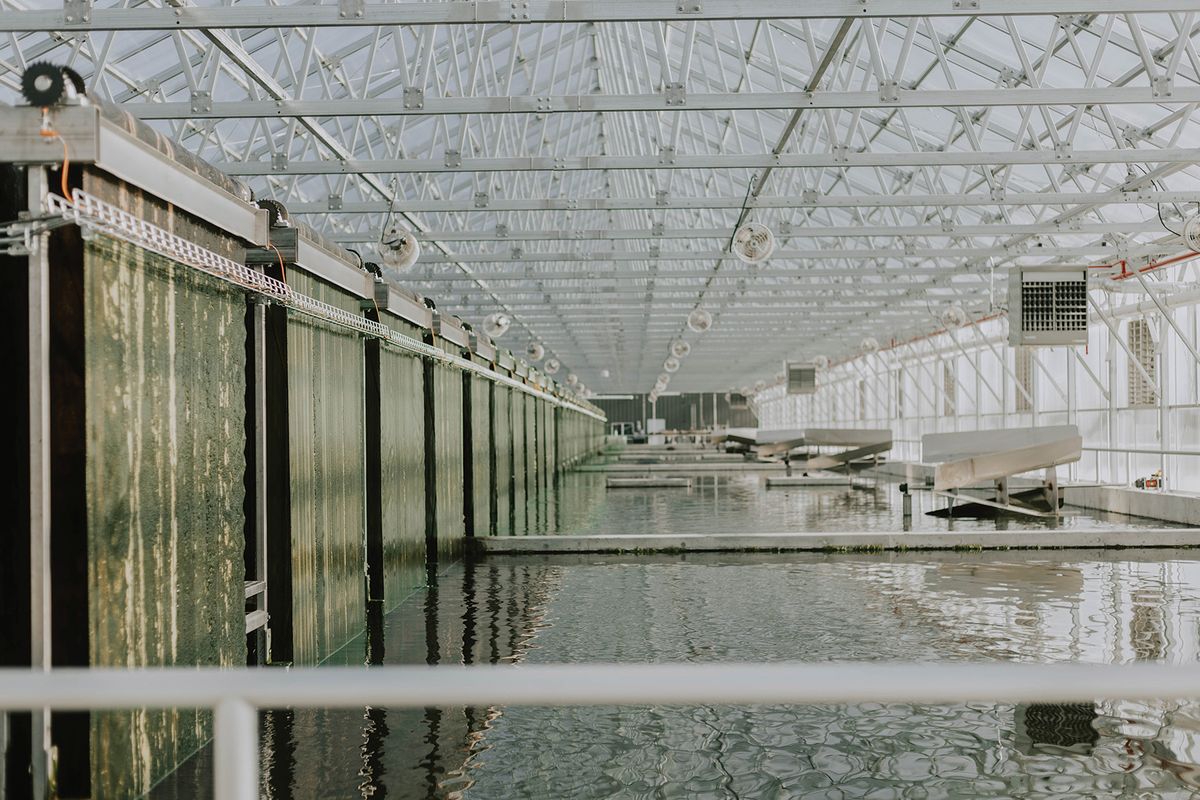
5, 663, 1200, 799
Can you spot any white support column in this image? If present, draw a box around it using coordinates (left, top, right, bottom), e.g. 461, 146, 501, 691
214, 698, 259, 800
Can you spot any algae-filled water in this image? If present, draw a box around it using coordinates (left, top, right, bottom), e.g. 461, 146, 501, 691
150, 476, 1200, 799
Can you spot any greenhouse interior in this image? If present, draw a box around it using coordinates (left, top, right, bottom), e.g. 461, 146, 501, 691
6, 2, 1200, 798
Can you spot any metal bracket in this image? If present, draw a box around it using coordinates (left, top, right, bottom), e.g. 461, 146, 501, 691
495, 223, 509, 238
831, 145, 849, 163
657, 145, 676, 166
272, 152, 288, 172
664, 82, 686, 107
63, 0, 91, 24
952, 0, 979, 8
1152, 75, 1173, 98
676, 1, 702, 13
990, 186, 1006, 202
535, 96, 554, 113
649, 244, 660, 259
474, 192, 490, 209
190, 90, 212, 115
510, 246, 524, 260
651, 222, 664, 237
327, 194, 342, 211
443, 149, 462, 169
777, 221, 792, 237
878, 80, 899, 103
338, 0, 364, 18
801, 189, 818, 205
655, 190, 669, 207
403, 86, 424, 110
509, 0, 530, 21
1053, 142, 1072, 160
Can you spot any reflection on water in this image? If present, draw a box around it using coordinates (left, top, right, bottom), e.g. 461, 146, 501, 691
526, 471, 1179, 535
149, 549, 1200, 799
150, 466, 1195, 799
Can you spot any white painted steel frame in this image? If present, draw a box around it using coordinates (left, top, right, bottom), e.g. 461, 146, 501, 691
3, 5, 1200, 393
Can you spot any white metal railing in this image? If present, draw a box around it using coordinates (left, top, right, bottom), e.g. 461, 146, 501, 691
6, 663, 1200, 799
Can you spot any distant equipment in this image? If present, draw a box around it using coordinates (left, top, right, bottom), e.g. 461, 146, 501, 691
728, 392, 748, 411
730, 222, 776, 264
482, 312, 512, 339
813, 355, 830, 370
525, 343, 545, 362
860, 337, 880, 355
600, 368, 611, 379
1008, 266, 1089, 346
785, 362, 818, 395
687, 308, 713, 333
381, 226, 420, 271
671, 339, 692, 358
754, 380, 767, 393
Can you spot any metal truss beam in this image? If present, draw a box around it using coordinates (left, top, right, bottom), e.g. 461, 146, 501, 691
4, 1, 1197, 31
333, 220, 1168, 243
134, 87, 1200, 121
404, 267, 999, 281
288, 190, 1200, 214
215, 147, 1200, 176
411, 245, 1166, 264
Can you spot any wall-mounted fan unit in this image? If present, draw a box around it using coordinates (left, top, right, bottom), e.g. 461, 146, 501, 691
785, 362, 818, 395
381, 226, 421, 271
941, 305, 969, 328
1007, 266, 1088, 346
731, 222, 775, 264
543, 358, 561, 375
687, 308, 713, 333
566, 373, 579, 386
526, 343, 545, 362
663, 357, 680, 373
482, 312, 512, 339
671, 339, 691, 358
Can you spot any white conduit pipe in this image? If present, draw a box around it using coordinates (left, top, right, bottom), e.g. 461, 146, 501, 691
46, 191, 605, 422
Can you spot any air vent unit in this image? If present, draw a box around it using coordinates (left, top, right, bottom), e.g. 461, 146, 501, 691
1008, 266, 1089, 346
785, 362, 818, 395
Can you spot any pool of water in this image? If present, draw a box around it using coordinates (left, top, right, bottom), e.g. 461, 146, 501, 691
152, 549, 1200, 799
533, 471, 1179, 535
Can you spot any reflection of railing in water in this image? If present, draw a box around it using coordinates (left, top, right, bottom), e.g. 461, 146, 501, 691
8, 662, 1200, 799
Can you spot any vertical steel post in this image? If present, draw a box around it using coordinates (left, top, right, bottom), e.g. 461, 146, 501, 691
27, 166, 52, 800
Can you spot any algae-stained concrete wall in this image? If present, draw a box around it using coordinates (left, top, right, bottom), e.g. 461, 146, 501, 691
511, 391, 529, 534
285, 269, 367, 665
377, 335, 426, 609
493, 386, 514, 535
468, 371, 493, 538
431, 360, 466, 559
84, 235, 246, 798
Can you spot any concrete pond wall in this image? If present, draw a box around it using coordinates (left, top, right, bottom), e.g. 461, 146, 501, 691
2, 164, 604, 799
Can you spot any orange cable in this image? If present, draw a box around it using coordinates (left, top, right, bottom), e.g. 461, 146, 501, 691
38, 118, 70, 199
266, 242, 287, 286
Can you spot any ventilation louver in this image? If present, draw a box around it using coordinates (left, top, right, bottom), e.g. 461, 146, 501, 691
1008, 267, 1089, 346
785, 362, 818, 395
